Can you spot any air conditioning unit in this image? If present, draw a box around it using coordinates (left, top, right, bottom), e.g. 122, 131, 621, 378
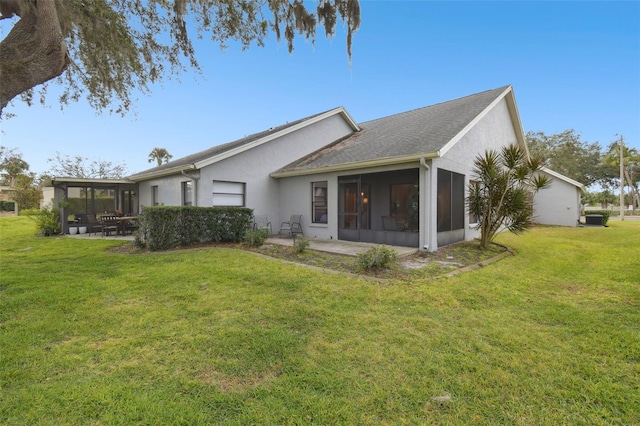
585, 214, 604, 226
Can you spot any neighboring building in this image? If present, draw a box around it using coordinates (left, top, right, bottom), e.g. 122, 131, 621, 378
0, 185, 13, 203
533, 168, 584, 227
53, 85, 583, 250
41, 187, 55, 209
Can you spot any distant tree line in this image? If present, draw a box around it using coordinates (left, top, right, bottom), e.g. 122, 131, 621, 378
526, 130, 639, 211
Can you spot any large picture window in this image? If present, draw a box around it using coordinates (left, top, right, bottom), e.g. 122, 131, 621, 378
437, 169, 465, 232
312, 181, 328, 223
212, 181, 245, 207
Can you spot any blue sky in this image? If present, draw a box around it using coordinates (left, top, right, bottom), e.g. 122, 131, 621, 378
2, 1, 639, 179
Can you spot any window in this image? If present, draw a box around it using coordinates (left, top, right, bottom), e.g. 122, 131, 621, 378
212, 180, 245, 206
151, 185, 159, 206
182, 181, 193, 206
437, 169, 465, 232
312, 181, 328, 223
468, 180, 479, 225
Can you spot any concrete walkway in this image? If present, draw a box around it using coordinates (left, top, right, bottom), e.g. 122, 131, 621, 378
67, 232, 417, 257
67, 231, 134, 241
266, 236, 417, 257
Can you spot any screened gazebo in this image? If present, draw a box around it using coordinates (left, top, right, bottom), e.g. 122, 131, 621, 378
51, 177, 138, 234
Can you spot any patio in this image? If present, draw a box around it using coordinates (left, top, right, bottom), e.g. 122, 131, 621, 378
65, 232, 417, 257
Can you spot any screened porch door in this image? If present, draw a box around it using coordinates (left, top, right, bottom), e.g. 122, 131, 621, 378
338, 177, 370, 242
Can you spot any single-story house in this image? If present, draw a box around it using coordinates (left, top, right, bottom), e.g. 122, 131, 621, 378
53, 85, 583, 250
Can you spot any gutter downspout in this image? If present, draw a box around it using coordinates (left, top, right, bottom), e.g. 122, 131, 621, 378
181, 169, 199, 206
420, 157, 430, 251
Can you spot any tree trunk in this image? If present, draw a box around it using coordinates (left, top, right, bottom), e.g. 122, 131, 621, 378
0, 0, 68, 115
624, 168, 639, 213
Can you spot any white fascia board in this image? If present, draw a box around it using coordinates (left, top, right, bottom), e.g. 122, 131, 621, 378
438, 86, 515, 158
270, 152, 439, 178
52, 177, 136, 185
194, 107, 360, 169
541, 167, 585, 189
504, 87, 529, 155
127, 164, 197, 182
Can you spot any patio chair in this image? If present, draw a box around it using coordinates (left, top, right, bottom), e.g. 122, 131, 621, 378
253, 215, 272, 235
84, 214, 102, 236
279, 214, 303, 238
101, 215, 119, 237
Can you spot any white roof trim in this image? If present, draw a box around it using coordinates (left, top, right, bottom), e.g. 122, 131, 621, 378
541, 167, 585, 189
438, 86, 515, 158
52, 177, 136, 185
127, 164, 197, 182
270, 152, 439, 178
504, 86, 529, 155
195, 107, 360, 169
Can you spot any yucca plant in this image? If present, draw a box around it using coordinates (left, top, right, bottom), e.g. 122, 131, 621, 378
467, 144, 551, 249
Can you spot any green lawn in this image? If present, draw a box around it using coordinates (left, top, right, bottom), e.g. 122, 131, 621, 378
1, 216, 638, 425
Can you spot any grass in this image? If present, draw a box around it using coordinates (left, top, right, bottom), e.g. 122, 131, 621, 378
1, 216, 639, 424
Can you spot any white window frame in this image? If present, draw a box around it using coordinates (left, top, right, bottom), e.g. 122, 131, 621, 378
312, 181, 328, 224
151, 185, 159, 206
182, 181, 193, 206
212, 180, 245, 207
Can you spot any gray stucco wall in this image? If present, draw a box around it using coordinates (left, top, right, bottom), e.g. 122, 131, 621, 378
433, 98, 519, 248
277, 163, 421, 241
136, 113, 355, 224
277, 98, 521, 251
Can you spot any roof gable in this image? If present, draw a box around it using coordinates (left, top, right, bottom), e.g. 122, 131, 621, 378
128, 107, 359, 181
541, 167, 585, 189
272, 86, 516, 177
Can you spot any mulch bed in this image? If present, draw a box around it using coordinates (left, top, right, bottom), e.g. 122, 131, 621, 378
108, 239, 509, 281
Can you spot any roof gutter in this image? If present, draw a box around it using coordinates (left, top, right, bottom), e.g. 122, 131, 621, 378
420, 157, 431, 251
127, 164, 197, 182
270, 152, 439, 178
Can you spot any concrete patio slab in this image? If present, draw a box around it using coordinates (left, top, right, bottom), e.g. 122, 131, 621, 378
266, 237, 417, 257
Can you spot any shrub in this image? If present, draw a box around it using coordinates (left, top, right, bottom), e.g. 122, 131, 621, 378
136, 206, 253, 251
293, 235, 310, 254
34, 207, 61, 236
19, 208, 41, 217
357, 245, 398, 271
243, 228, 270, 247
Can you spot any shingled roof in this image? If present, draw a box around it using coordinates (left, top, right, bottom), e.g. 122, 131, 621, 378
271, 85, 514, 177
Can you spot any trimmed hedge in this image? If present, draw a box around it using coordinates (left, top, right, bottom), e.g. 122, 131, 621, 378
135, 206, 253, 251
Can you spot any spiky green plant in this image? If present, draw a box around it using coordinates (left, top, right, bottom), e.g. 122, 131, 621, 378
467, 144, 550, 249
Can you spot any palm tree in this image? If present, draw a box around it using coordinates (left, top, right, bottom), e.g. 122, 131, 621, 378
467, 144, 550, 249
148, 148, 173, 166
603, 140, 640, 212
